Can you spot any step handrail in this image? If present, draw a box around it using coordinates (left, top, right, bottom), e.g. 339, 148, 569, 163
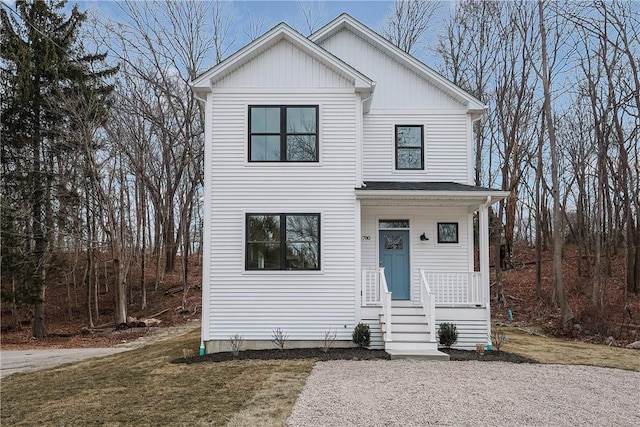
419, 268, 437, 342
380, 268, 392, 342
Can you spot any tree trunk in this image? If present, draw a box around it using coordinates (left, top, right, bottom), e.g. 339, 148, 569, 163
538, 0, 572, 326
32, 91, 47, 339
112, 243, 127, 325
535, 115, 544, 299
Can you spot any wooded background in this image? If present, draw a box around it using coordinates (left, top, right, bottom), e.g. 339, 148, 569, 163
1, 0, 638, 338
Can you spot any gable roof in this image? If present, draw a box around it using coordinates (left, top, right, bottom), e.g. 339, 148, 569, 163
310, 14, 487, 117
191, 22, 374, 98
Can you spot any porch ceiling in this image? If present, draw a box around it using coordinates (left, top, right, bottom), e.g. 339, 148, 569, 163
355, 181, 509, 207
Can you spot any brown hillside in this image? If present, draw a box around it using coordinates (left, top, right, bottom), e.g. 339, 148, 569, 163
494, 243, 639, 346
2, 246, 638, 349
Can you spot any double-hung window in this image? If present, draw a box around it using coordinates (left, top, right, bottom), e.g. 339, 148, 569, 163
395, 125, 424, 170
249, 106, 318, 162
246, 213, 320, 270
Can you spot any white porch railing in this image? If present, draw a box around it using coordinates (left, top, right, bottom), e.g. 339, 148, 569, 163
424, 272, 485, 306
362, 268, 392, 342
419, 269, 437, 341
362, 268, 381, 306
362, 269, 486, 307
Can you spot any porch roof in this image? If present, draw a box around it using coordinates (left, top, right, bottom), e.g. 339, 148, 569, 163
355, 181, 509, 206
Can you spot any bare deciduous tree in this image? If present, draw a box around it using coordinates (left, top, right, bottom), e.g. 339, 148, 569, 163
297, 0, 326, 36
536, 0, 573, 325
384, 0, 441, 54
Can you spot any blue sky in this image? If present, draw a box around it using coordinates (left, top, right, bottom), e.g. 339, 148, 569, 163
0, 0, 451, 67
78, 1, 397, 32
72, 0, 451, 66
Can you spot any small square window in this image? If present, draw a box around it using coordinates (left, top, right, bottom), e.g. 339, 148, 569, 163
437, 222, 458, 243
395, 125, 424, 170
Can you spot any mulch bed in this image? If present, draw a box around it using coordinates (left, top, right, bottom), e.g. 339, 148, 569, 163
173, 347, 391, 364
442, 348, 538, 363
172, 347, 538, 364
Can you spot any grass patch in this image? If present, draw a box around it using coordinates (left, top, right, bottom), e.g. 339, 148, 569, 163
1, 330, 314, 426
502, 326, 640, 372
4, 326, 638, 426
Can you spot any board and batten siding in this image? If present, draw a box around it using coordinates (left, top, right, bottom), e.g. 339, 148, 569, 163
214, 38, 353, 89
363, 112, 470, 183
206, 90, 359, 341
360, 205, 473, 303
317, 28, 464, 110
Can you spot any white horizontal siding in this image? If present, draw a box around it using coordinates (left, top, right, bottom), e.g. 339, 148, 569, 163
318, 29, 463, 110
215, 38, 353, 88
207, 90, 359, 341
363, 112, 470, 182
361, 307, 384, 349
360, 206, 473, 303
436, 307, 489, 350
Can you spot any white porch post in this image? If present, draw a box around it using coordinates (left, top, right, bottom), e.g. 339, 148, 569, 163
355, 199, 362, 324
479, 202, 492, 346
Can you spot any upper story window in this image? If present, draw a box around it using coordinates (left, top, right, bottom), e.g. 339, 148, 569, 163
395, 125, 424, 170
249, 106, 318, 162
246, 213, 320, 270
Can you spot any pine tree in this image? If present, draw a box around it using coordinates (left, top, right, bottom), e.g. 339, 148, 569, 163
1, 0, 116, 337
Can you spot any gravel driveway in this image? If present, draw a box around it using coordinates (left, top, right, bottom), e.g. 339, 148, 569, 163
0, 320, 199, 378
288, 360, 640, 426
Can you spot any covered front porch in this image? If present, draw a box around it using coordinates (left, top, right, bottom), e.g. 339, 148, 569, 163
355, 181, 508, 352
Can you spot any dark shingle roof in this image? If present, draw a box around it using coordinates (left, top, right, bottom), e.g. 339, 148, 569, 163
357, 181, 502, 192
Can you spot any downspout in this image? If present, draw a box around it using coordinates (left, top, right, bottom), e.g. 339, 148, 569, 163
191, 83, 212, 356
358, 86, 374, 188
354, 88, 374, 328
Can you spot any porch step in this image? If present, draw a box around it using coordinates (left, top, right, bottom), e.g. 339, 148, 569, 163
385, 341, 439, 352
391, 306, 425, 316
386, 349, 450, 361
392, 314, 429, 325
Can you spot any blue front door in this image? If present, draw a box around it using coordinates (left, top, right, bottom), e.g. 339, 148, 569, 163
379, 230, 410, 300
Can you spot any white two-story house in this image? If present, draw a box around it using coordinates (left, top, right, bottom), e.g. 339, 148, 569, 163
191, 14, 508, 357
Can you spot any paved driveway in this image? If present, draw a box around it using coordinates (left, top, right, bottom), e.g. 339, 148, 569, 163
0, 348, 129, 378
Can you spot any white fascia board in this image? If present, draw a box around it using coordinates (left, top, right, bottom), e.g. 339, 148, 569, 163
190, 22, 374, 94
310, 14, 486, 114
355, 189, 510, 203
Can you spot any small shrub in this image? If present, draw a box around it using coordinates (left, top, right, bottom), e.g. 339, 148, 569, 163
352, 323, 370, 348
229, 334, 243, 356
438, 322, 458, 348
320, 328, 337, 353
272, 328, 288, 350
491, 327, 507, 352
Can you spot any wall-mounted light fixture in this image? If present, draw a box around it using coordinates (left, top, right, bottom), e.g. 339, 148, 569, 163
420, 233, 429, 241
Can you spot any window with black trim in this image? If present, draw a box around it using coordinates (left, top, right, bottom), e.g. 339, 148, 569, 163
437, 222, 459, 243
395, 125, 424, 170
246, 213, 320, 270
249, 106, 318, 162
